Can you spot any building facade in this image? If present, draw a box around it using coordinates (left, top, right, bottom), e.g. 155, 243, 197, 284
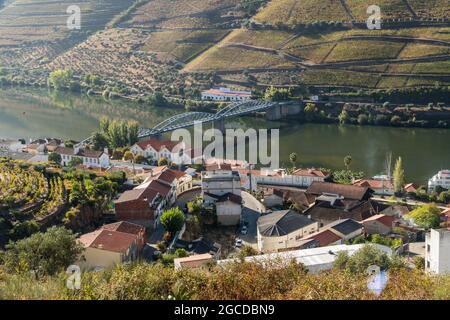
425, 228, 450, 274
201, 87, 251, 101
428, 170, 450, 192
55, 145, 110, 168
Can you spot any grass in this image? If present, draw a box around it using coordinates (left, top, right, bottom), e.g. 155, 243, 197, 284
408, 0, 450, 19
185, 46, 295, 71
254, 0, 350, 25
412, 61, 450, 74
324, 40, 405, 62
142, 30, 229, 62
224, 29, 294, 49
399, 44, 449, 58
287, 43, 336, 63
345, 0, 413, 21
300, 69, 380, 88
124, 0, 241, 28
376, 76, 408, 88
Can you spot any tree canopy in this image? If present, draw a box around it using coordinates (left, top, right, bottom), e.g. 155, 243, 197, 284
406, 204, 442, 229
1, 226, 84, 276
160, 207, 185, 234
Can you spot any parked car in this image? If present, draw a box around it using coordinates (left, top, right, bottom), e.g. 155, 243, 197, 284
235, 239, 243, 247
240, 225, 248, 235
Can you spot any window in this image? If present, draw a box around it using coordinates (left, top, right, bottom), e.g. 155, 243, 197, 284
427, 245, 431, 252
427, 261, 430, 268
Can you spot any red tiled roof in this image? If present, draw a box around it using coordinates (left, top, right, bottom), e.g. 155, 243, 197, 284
135, 139, 180, 152
101, 221, 144, 235
293, 169, 328, 178
307, 182, 372, 201
353, 179, 393, 189
404, 183, 418, 193
206, 163, 233, 171
55, 146, 104, 158
306, 229, 342, 247
363, 214, 396, 228
87, 230, 137, 253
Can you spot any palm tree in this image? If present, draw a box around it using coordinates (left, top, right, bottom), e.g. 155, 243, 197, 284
344, 155, 352, 170
289, 152, 298, 170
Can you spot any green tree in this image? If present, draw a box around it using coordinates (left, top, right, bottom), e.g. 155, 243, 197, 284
68, 156, 83, 167
92, 132, 108, 151
289, 152, 298, 169
48, 152, 62, 165
158, 157, 168, 166
160, 207, 185, 234
124, 151, 134, 162
264, 86, 292, 101
406, 204, 442, 229
2, 226, 84, 276
393, 157, 406, 194
344, 155, 352, 170
48, 69, 73, 90
338, 110, 349, 125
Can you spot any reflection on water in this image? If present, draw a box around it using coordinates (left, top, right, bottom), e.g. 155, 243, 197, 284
0, 87, 449, 183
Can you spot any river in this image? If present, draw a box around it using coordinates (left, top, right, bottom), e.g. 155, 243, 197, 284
0, 87, 449, 184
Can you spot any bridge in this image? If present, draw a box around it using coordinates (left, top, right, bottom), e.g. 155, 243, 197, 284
138, 100, 277, 138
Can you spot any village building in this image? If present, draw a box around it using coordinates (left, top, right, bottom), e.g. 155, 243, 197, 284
306, 229, 343, 247
352, 179, 394, 196
54, 145, 110, 168
218, 244, 392, 274
201, 87, 252, 101
171, 237, 222, 259
115, 167, 190, 228
425, 228, 450, 274
130, 138, 192, 165
428, 170, 450, 192
202, 170, 241, 201
257, 209, 319, 253
77, 222, 145, 270
174, 254, 214, 270
362, 214, 396, 235
0, 139, 25, 153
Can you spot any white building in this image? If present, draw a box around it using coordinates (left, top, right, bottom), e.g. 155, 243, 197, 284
425, 228, 450, 274
202, 170, 241, 201
55, 145, 110, 169
0, 139, 25, 153
240, 168, 329, 191
218, 244, 392, 274
130, 139, 193, 165
201, 87, 252, 102
257, 210, 319, 253
428, 170, 450, 192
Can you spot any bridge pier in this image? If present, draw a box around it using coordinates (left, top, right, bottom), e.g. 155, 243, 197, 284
265, 104, 282, 120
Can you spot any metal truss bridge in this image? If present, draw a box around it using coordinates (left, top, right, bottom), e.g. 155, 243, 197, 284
138, 100, 277, 138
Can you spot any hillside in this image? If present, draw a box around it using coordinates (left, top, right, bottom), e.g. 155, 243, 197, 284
0, 0, 448, 97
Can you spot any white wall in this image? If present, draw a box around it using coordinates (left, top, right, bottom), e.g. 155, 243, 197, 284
426, 229, 450, 274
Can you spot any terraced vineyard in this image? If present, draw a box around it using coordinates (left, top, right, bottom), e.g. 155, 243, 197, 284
0, 0, 448, 94
0, 0, 135, 68
0, 160, 48, 210
0, 160, 66, 221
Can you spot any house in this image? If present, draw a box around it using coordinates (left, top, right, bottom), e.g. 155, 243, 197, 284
78, 222, 145, 270
115, 166, 191, 227
101, 221, 147, 251
304, 195, 383, 227
218, 244, 392, 274
202, 170, 241, 204
291, 169, 329, 187
404, 183, 419, 194
326, 219, 363, 241
352, 179, 394, 196
239, 168, 328, 190
363, 214, 396, 235
55, 145, 110, 168
130, 139, 191, 164
174, 254, 214, 270
306, 182, 374, 201
425, 228, 450, 274
0, 139, 25, 153
257, 209, 319, 253
306, 229, 343, 247
428, 170, 450, 192
201, 87, 251, 101
212, 193, 243, 226
261, 188, 285, 208
26, 138, 64, 155
139, 166, 192, 201
380, 205, 410, 218
171, 237, 222, 259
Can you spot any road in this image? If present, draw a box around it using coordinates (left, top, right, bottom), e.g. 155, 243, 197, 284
239, 191, 266, 248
